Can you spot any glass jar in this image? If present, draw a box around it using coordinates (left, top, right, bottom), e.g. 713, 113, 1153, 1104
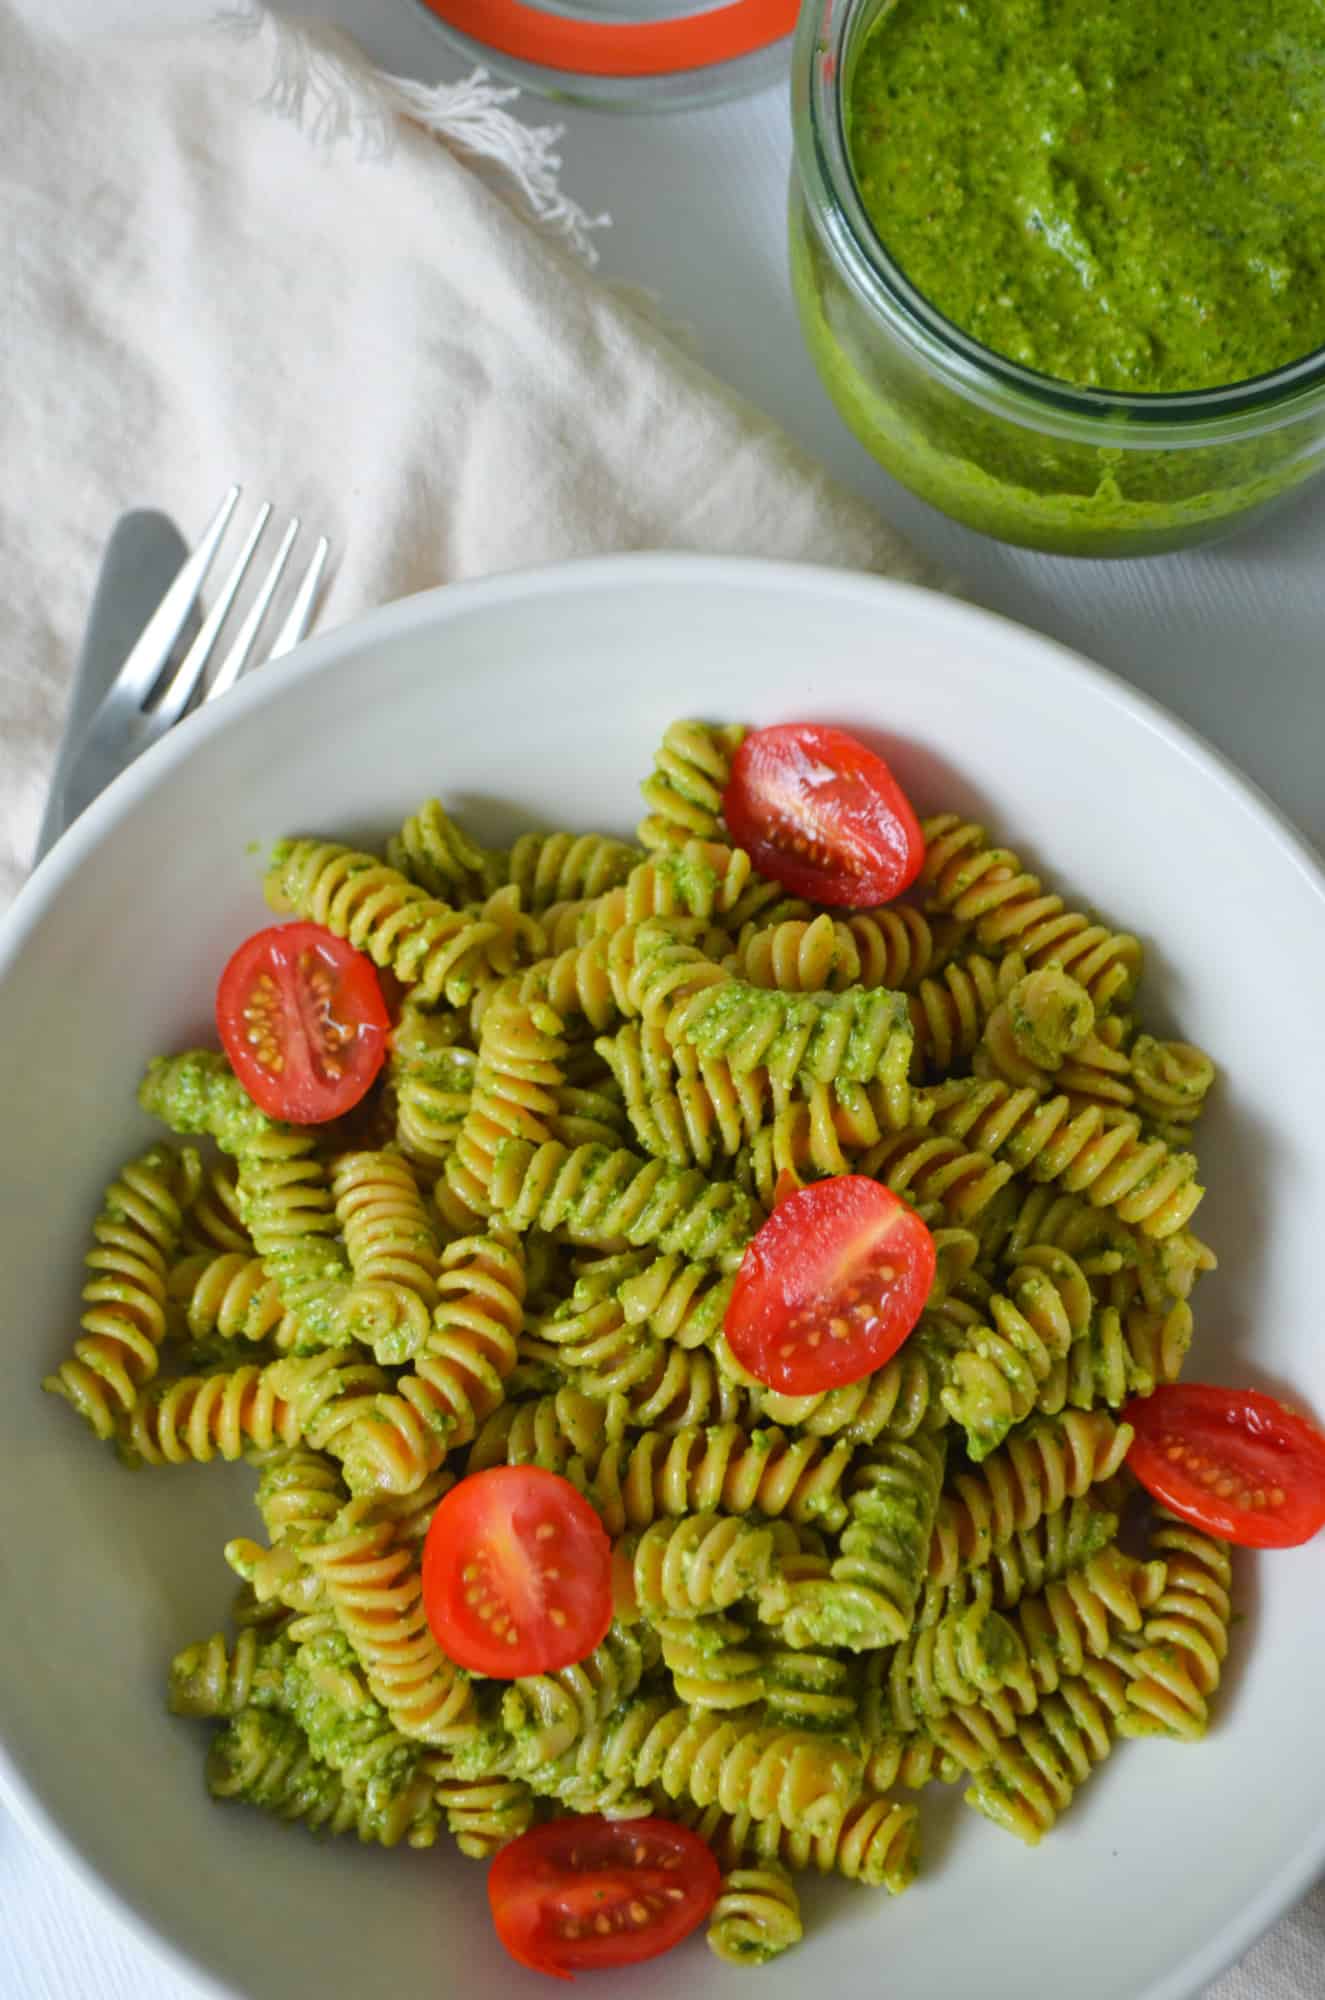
789, 0, 1325, 557
414, 0, 794, 110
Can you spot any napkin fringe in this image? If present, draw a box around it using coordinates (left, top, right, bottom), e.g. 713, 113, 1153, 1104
216, 3, 608, 263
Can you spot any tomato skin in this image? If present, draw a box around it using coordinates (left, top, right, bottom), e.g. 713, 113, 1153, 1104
488, 1817, 721, 1978
422, 1466, 613, 1677
725, 1176, 935, 1394
723, 723, 924, 907
1125, 1383, 1325, 1549
216, 922, 388, 1124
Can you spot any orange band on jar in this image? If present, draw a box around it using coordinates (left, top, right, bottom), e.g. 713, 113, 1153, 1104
417, 0, 797, 77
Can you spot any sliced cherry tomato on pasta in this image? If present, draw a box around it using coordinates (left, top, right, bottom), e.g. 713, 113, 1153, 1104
215, 922, 388, 1124
724, 1176, 935, 1394
1125, 1383, 1325, 1549
488, 1817, 720, 1978
422, 1466, 612, 1677
722, 722, 924, 906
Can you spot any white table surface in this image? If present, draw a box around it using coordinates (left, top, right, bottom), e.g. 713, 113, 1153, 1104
5, 4, 1324, 1996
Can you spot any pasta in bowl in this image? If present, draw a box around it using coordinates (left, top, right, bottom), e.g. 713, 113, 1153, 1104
0, 555, 1323, 2000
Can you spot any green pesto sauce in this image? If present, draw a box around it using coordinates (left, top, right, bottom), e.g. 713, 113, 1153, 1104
848, 0, 1325, 393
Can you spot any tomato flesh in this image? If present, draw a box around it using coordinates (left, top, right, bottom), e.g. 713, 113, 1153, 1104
422, 1466, 613, 1677
723, 722, 924, 907
725, 1176, 935, 1393
1126, 1383, 1325, 1549
216, 922, 388, 1124
488, 1817, 720, 1978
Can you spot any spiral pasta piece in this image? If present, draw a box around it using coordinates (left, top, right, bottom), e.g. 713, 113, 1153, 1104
1009, 1548, 1168, 1698
585, 843, 760, 934
590, 1423, 856, 1537
443, 986, 569, 1217
489, 1622, 660, 1770
307, 1503, 477, 1747
123, 1348, 388, 1466
1129, 1035, 1217, 1140
918, 1495, 1120, 1623
282, 1627, 431, 1796
749, 1342, 943, 1448
168, 1629, 291, 1718
389, 1009, 476, 1176
909, 953, 1013, 1079
769, 1436, 947, 1652
509, 830, 640, 910
333, 1149, 440, 1296
1040, 1300, 1194, 1415
181, 1158, 250, 1254
238, 1142, 352, 1344
339, 1229, 525, 1495
168, 1251, 293, 1349
493, 1138, 761, 1270
921, 1077, 1203, 1238
467, 1382, 624, 1484
920, 814, 1142, 1012
964, 1658, 1131, 1844
759, 1644, 859, 1732
431, 1773, 536, 1857
859, 1126, 1015, 1236
735, 1073, 921, 1200
564, 1322, 751, 1435
224, 1446, 351, 1615
928, 1411, 1134, 1587
625, 1513, 780, 1620
386, 797, 492, 903
264, 838, 524, 1007
616, 1250, 734, 1351
672, 1790, 919, 1892
1115, 1514, 1232, 1741
531, 1696, 861, 1834
728, 906, 941, 995
935, 1245, 1094, 1458
975, 966, 1097, 1091
724, 911, 857, 994
708, 1864, 803, 1964
43, 1144, 193, 1438
637, 719, 746, 849
600, 1017, 772, 1167
882, 1597, 1035, 1730
673, 978, 915, 1107
137, 1055, 353, 1346
659, 1617, 766, 1711
207, 1706, 439, 1848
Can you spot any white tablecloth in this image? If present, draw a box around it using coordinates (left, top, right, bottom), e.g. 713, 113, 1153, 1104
4, 5, 1323, 1998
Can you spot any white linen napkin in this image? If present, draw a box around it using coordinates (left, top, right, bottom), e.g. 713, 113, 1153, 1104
0, 0, 938, 909
0, 6, 1320, 1996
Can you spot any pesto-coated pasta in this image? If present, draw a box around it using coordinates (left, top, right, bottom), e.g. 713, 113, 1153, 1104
45, 723, 1239, 1962
707, 1862, 803, 1964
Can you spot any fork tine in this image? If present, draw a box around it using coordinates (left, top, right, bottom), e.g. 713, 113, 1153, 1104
262, 535, 330, 664
205, 517, 301, 702
112, 486, 240, 707
151, 503, 273, 729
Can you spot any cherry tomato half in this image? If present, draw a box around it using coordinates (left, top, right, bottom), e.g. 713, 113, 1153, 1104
724, 1176, 935, 1394
422, 1466, 613, 1677
488, 1817, 721, 1979
216, 922, 389, 1124
1125, 1383, 1325, 1549
723, 722, 924, 907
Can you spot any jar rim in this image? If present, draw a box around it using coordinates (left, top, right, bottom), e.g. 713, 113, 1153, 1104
793, 0, 1325, 441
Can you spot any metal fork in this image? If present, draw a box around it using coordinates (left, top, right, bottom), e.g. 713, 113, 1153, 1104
42, 488, 329, 856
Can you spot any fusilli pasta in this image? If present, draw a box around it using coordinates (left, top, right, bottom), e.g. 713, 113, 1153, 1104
44, 720, 1241, 1961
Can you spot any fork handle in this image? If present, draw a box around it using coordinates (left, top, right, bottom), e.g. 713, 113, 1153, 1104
33, 511, 191, 865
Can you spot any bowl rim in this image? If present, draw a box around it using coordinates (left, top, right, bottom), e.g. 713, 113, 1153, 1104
2, 550, 1324, 1999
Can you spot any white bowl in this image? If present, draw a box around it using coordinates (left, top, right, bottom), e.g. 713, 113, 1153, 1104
2, 555, 1322, 2000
